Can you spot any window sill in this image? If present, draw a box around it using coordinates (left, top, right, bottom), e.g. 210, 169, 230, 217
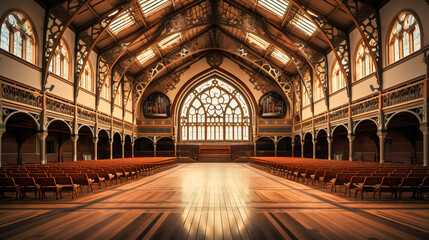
0, 48, 40, 71
329, 87, 346, 97
352, 73, 376, 86
79, 87, 95, 96
383, 48, 423, 71
49, 73, 73, 86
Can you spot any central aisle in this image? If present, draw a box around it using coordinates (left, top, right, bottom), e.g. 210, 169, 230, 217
0, 163, 428, 239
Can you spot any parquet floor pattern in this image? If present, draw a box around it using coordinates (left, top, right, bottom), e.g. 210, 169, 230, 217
0, 163, 428, 239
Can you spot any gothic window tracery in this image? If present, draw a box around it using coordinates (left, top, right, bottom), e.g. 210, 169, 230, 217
389, 12, 421, 64
1, 11, 35, 63
180, 78, 250, 141
355, 40, 374, 80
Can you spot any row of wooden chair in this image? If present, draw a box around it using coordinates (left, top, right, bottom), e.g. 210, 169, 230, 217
1, 157, 178, 200
249, 157, 429, 199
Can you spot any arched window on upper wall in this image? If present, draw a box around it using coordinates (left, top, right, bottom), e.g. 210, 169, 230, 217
101, 76, 110, 100
49, 39, 70, 80
258, 92, 286, 118
331, 61, 346, 93
1, 10, 36, 63
115, 86, 122, 106
355, 40, 374, 80
313, 80, 323, 101
79, 61, 94, 92
389, 11, 421, 64
302, 83, 310, 107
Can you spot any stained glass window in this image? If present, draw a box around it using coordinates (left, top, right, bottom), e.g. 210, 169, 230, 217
332, 61, 346, 93
389, 12, 421, 64
1, 11, 35, 63
355, 40, 374, 80
180, 78, 250, 141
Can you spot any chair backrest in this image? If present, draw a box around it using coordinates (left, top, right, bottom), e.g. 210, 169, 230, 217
86, 173, 100, 180
55, 177, 73, 185
16, 177, 37, 186
336, 173, 355, 182
29, 173, 48, 178
9, 173, 29, 178
400, 177, 421, 186
50, 173, 68, 178
363, 177, 382, 186
388, 173, 408, 178
422, 176, 429, 186
380, 177, 400, 187
0, 177, 17, 186
38, 177, 57, 186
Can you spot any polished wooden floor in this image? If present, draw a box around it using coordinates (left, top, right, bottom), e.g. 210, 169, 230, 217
1, 163, 429, 240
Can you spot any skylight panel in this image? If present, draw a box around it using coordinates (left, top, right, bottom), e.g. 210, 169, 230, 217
158, 33, 181, 49
271, 48, 290, 64
137, 48, 156, 64
290, 13, 317, 36
247, 33, 270, 50
258, 0, 290, 18
109, 10, 135, 34
138, 0, 170, 15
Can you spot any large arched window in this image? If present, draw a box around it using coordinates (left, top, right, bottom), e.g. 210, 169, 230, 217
49, 39, 70, 80
355, 40, 374, 80
1, 11, 36, 63
79, 61, 94, 92
180, 78, 251, 141
331, 61, 346, 93
313, 80, 323, 101
101, 76, 110, 100
389, 12, 421, 64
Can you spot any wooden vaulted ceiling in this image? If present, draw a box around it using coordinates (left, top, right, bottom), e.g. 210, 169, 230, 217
40, 0, 386, 90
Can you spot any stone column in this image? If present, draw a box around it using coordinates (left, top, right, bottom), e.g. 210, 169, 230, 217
109, 138, 113, 159
174, 142, 177, 157
37, 131, 48, 164
71, 135, 79, 161
92, 137, 98, 160
312, 139, 317, 159
153, 141, 157, 157
421, 126, 428, 166
301, 139, 305, 158
274, 140, 278, 157
0, 127, 6, 167
327, 137, 333, 160
121, 140, 125, 158
378, 131, 387, 164
131, 140, 135, 158
253, 141, 257, 156
291, 142, 295, 157
348, 134, 355, 162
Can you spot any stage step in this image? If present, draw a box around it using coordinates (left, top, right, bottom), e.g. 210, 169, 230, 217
197, 155, 231, 162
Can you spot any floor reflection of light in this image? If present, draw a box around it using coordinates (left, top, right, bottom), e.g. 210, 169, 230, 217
177, 163, 251, 238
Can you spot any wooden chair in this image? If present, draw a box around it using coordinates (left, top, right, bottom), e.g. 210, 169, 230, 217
55, 177, 80, 199
417, 176, 429, 199
0, 177, 20, 199
311, 170, 326, 186
398, 177, 420, 199
330, 173, 355, 192
373, 177, 401, 199
301, 169, 317, 185
38, 177, 62, 200
86, 173, 106, 189
319, 171, 339, 188
354, 177, 382, 199
68, 173, 94, 193
16, 177, 40, 199
94, 170, 115, 186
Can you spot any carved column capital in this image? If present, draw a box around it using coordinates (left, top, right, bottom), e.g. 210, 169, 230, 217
37, 131, 49, 141
92, 137, 99, 144
70, 135, 79, 142
347, 134, 355, 142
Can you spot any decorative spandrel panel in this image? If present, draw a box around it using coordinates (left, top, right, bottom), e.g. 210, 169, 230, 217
259, 92, 287, 118
143, 93, 171, 118
180, 78, 251, 142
